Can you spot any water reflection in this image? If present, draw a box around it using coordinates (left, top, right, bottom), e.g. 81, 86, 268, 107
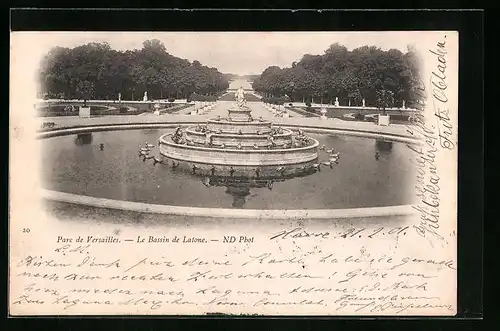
74, 133, 93, 146
374, 140, 393, 159
226, 185, 251, 208
376, 140, 393, 152
42, 130, 415, 209
200, 167, 318, 208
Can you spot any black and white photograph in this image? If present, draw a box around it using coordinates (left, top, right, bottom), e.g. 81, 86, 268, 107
10, 30, 459, 316
35, 32, 424, 214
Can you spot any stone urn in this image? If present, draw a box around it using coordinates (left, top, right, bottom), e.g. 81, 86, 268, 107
320, 108, 327, 120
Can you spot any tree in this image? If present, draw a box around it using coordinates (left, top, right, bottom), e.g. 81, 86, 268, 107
76, 81, 95, 106
375, 89, 394, 115
348, 89, 362, 106
252, 42, 423, 109
142, 39, 166, 52
37, 40, 229, 102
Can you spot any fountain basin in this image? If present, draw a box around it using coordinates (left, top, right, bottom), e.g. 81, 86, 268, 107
40, 126, 417, 213
184, 127, 294, 148
159, 133, 319, 167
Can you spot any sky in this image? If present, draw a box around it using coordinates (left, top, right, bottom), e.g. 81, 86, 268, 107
13, 31, 419, 76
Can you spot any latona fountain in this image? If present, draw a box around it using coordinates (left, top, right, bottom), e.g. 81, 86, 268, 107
158, 87, 320, 177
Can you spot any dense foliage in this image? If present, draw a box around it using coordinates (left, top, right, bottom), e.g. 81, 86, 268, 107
38, 39, 230, 100
252, 43, 422, 108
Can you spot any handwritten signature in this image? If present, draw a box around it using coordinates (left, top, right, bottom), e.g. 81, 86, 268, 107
403, 36, 457, 244
429, 36, 455, 150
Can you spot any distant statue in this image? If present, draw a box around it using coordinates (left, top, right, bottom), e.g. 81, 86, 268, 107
118, 92, 121, 102
402, 100, 406, 109
334, 97, 340, 107
235, 87, 246, 107
143, 92, 148, 101
362, 98, 366, 107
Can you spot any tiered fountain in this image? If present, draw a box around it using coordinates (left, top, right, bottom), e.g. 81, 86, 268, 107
158, 87, 319, 177
157, 87, 324, 207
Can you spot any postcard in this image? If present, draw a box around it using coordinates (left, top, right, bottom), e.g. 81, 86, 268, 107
9, 31, 458, 315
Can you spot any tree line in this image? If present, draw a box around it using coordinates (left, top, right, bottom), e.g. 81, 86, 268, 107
252, 43, 423, 108
38, 39, 230, 101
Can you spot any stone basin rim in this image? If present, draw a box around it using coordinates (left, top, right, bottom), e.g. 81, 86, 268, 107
41, 189, 416, 219
206, 119, 272, 126
185, 127, 292, 139
159, 133, 318, 153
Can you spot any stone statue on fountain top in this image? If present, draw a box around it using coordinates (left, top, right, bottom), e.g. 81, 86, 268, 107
235, 87, 246, 108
